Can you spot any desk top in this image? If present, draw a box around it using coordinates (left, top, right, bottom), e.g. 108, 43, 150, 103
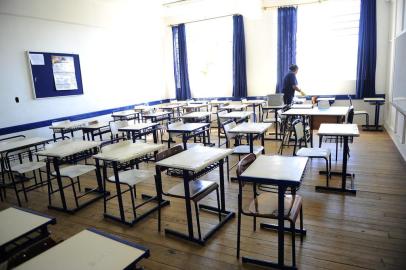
180, 112, 211, 119
228, 122, 272, 134
118, 122, 159, 131
0, 207, 55, 247
49, 121, 86, 130
143, 111, 171, 118
210, 100, 229, 105
111, 110, 139, 117
134, 105, 154, 112
36, 140, 100, 158
291, 104, 313, 109
159, 103, 184, 110
183, 104, 208, 109
222, 104, 248, 110
156, 145, 233, 172
364, 97, 385, 103
220, 111, 252, 119
170, 100, 188, 105
283, 106, 349, 116
317, 97, 336, 101
15, 228, 149, 270
318, 124, 360, 137
240, 155, 308, 186
0, 137, 50, 154
93, 141, 163, 162
242, 100, 266, 105
392, 98, 406, 115
82, 122, 110, 130
167, 122, 209, 132
262, 105, 286, 110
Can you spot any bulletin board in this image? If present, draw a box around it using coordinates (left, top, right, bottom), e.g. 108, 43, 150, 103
27, 51, 84, 99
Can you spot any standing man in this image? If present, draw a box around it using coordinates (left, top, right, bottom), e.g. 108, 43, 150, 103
282, 64, 303, 105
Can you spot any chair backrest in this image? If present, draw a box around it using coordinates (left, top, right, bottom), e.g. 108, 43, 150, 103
348, 95, 353, 106
236, 153, 256, 178
223, 121, 237, 141
52, 120, 70, 126
346, 106, 354, 124
110, 120, 128, 135
216, 110, 228, 124
318, 100, 330, 109
293, 119, 305, 142
267, 94, 284, 106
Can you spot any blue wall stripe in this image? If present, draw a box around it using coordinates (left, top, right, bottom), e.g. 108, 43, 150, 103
1, 94, 385, 136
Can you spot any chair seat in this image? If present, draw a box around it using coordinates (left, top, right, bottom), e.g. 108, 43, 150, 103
167, 180, 218, 201
354, 110, 368, 115
108, 169, 154, 186
233, 145, 263, 155
11, 161, 46, 174
248, 193, 302, 221
52, 164, 96, 178
296, 147, 330, 158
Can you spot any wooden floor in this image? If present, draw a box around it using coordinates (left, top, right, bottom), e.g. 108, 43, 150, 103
1, 128, 406, 270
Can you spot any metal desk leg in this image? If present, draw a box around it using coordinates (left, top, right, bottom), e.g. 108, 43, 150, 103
49, 157, 68, 211
249, 134, 254, 153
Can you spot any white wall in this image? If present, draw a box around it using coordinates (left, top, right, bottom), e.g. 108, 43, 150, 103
0, 0, 169, 137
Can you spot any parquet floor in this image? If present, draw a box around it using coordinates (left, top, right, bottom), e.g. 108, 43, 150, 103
1, 128, 406, 269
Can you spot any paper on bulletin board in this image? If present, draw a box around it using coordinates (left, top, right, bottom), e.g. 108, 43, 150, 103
52, 55, 78, 90
29, 53, 45, 65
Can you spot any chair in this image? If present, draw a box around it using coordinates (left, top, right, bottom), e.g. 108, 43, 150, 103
84, 120, 111, 141
155, 145, 221, 240
109, 120, 129, 140
216, 110, 229, 147
266, 94, 284, 106
293, 119, 331, 184
348, 95, 369, 127
51, 120, 71, 141
236, 154, 304, 267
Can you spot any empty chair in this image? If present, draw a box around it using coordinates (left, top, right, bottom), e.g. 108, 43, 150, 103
216, 110, 229, 147
293, 119, 331, 185
51, 120, 71, 140
236, 153, 304, 267
348, 95, 369, 127
155, 145, 221, 240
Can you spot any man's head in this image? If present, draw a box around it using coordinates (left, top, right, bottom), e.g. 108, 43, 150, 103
289, 64, 299, 74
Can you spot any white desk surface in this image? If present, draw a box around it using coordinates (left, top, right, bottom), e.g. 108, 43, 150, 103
262, 105, 286, 110
49, 121, 86, 130
210, 100, 229, 105
170, 100, 188, 105
82, 122, 110, 130
118, 122, 159, 131
222, 104, 248, 110
242, 100, 266, 105
134, 105, 154, 111
318, 124, 360, 137
364, 98, 385, 102
392, 98, 406, 115
36, 140, 100, 158
220, 111, 252, 119
111, 110, 138, 117
0, 207, 54, 247
240, 155, 308, 184
156, 145, 233, 172
317, 97, 336, 101
183, 104, 208, 109
143, 111, 171, 117
93, 141, 164, 162
167, 122, 209, 132
0, 137, 49, 153
159, 104, 184, 109
15, 229, 147, 270
291, 104, 313, 109
180, 112, 211, 118
283, 106, 349, 116
228, 122, 272, 134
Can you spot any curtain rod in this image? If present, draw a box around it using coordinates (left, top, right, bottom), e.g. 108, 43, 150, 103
263, 0, 326, 9
169, 13, 237, 26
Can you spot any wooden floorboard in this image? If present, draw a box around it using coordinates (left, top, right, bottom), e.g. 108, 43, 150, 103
1, 128, 406, 269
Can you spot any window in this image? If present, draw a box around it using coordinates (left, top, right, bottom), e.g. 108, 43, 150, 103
296, 0, 360, 95
186, 17, 232, 98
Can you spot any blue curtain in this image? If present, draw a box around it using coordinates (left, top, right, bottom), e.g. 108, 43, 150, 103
355, 0, 376, 98
232, 15, 248, 98
172, 24, 191, 100
276, 7, 297, 93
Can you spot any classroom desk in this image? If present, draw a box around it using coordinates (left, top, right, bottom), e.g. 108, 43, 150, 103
209, 100, 230, 111
0, 137, 51, 206
159, 103, 184, 117
262, 105, 286, 140
167, 122, 211, 149
111, 110, 140, 122
180, 112, 211, 123
228, 122, 271, 154
93, 141, 167, 226
36, 140, 103, 213
364, 98, 385, 131
291, 103, 313, 109
219, 111, 252, 123
0, 207, 56, 263
317, 97, 336, 105
222, 104, 248, 112
317, 124, 359, 195
118, 122, 159, 143
242, 100, 266, 122
15, 228, 150, 270
239, 155, 308, 270
49, 121, 86, 140
81, 122, 110, 141
155, 146, 234, 245
283, 106, 349, 147
142, 111, 171, 123
183, 103, 209, 112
